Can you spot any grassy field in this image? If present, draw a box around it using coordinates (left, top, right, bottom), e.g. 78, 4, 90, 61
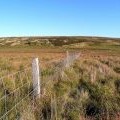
0, 37, 120, 120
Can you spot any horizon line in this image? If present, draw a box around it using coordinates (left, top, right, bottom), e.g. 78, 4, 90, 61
0, 35, 120, 39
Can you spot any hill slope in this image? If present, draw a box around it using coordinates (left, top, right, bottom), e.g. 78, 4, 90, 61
0, 36, 120, 47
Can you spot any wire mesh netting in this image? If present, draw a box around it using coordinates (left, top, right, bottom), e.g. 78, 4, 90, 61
0, 51, 81, 120
1, 51, 119, 120
0, 66, 34, 120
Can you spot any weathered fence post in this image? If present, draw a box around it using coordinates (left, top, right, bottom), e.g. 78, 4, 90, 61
32, 58, 40, 98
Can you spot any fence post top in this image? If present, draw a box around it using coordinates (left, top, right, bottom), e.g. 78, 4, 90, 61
32, 57, 39, 62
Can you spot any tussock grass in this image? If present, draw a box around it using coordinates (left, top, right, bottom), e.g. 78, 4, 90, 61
0, 47, 120, 120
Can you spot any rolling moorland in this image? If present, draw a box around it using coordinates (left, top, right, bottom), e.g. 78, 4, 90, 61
0, 36, 120, 120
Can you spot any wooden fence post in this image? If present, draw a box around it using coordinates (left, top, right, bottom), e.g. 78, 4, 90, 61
32, 58, 40, 98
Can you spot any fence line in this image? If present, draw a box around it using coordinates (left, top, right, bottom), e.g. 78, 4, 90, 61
0, 51, 80, 120
0, 85, 37, 120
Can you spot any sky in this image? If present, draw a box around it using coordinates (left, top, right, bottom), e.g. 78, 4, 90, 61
0, 0, 120, 37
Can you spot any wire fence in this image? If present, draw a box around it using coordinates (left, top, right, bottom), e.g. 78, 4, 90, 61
0, 51, 120, 120
0, 66, 33, 120
0, 51, 81, 120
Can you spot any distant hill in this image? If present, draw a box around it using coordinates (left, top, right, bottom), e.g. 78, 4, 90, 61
0, 36, 119, 47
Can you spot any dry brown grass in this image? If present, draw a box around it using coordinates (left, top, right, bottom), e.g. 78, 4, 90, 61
0, 47, 120, 120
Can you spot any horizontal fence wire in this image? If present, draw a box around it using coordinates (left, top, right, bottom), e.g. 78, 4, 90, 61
0, 63, 33, 120
0, 51, 81, 120
0, 84, 38, 120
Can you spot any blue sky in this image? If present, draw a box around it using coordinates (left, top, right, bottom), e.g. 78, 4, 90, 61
0, 0, 120, 37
